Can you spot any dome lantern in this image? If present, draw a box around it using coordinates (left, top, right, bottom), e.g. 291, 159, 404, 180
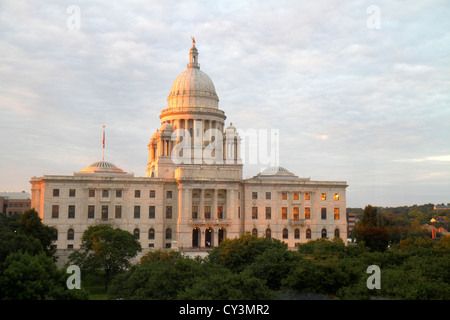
166, 39, 219, 110
188, 37, 199, 69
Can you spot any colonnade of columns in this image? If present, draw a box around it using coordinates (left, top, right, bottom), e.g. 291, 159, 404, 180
148, 118, 241, 164
177, 186, 240, 249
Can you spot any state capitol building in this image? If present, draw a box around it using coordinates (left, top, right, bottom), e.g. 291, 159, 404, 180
30, 40, 348, 255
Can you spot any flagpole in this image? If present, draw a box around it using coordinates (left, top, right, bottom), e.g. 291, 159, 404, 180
102, 125, 105, 161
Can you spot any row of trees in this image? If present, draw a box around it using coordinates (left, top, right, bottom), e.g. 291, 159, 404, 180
106, 234, 450, 300
1, 207, 449, 299
353, 204, 449, 251
0, 210, 88, 299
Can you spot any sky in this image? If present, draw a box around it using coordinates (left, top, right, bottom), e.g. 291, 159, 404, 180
0, 0, 449, 208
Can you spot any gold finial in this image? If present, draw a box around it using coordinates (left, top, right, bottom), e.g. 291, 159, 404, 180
191, 36, 196, 46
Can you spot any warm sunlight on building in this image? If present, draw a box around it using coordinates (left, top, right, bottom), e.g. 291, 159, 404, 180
30, 40, 348, 263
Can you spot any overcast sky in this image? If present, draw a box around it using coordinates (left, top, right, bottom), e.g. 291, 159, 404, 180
1, 0, 449, 208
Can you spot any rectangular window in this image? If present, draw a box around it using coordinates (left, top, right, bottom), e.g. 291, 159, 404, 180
321, 193, 327, 201
266, 192, 271, 200
116, 190, 122, 198
166, 191, 172, 198
252, 192, 258, 200
102, 190, 109, 198
89, 189, 95, 197
53, 189, 59, 197
68, 205, 75, 219
252, 207, 258, 219
149, 206, 155, 219
135, 190, 141, 198
52, 205, 59, 218
305, 192, 310, 200
281, 192, 287, 200
305, 207, 311, 220
192, 206, 198, 219
88, 205, 95, 219
166, 206, 172, 219
334, 208, 340, 220
134, 206, 140, 219
115, 205, 122, 219
293, 207, 299, 220
69, 189, 76, 197
204, 206, 211, 219
321, 208, 327, 220
218, 206, 223, 219
101, 205, 108, 219
265, 207, 271, 219
282, 207, 287, 219
293, 192, 299, 200
149, 190, 156, 198
334, 193, 340, 201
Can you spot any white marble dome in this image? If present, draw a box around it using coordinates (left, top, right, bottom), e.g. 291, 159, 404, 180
167, 43, 219, 109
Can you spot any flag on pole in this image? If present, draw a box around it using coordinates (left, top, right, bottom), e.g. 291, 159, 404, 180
102, 125, 105, 161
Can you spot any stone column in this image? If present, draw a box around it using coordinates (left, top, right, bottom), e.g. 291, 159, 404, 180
212, 189, 217, 220
175, 185, 192, 249
199, 188, 204, 220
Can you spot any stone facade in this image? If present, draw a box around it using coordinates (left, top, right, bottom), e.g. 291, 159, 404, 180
0, 191, 32, 216
30, 40, 348, 255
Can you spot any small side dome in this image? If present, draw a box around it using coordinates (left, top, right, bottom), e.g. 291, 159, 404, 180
260, 166, 293, 175
149, 131, 159, 143
225, 122, 237, 133
78, 160, 126, 174
254, 166, 299, 180
160, 122, 173, 132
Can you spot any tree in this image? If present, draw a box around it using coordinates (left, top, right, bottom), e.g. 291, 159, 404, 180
207, 234, 288, 273
108, 255, 204, 300
355, 205, 390, 251
0, 210, 57, 262
140, 249, 183, 264
68, 225, 141, 290
19, 209, 57, 258
242, 247, 298, 291
0, 251, 88, 300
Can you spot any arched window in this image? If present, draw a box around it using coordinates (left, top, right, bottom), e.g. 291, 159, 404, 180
282, 228, 288, 239
192, 227, 200, 248
294, 228, 300, 239
306, 228, 311, 239
321, 228, 327, 238
205, 227, 213, 247
148, 228, 155, 240
218, 227, 225, 244
54, 229, 58, 241
334, 228, 340, 238
265, 228, 271, 239
134, 228, 140, 239
166, 228, 172, 239
67, 228, 74, 240
252, 228, 258, 236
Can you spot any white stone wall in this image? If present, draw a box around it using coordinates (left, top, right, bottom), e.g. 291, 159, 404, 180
31, 174, 347, 253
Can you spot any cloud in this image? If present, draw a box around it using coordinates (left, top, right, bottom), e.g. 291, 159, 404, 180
396, 155, 450, 163
0, 0, 449, 207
